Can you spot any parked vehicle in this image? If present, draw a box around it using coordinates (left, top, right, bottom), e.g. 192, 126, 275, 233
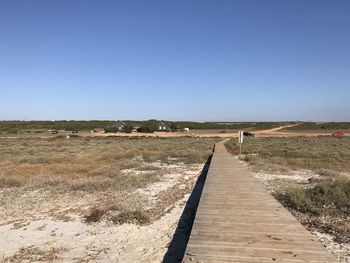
243, 131, 255, 137
332, 132, 345, 137
71, 130, 79, 134
51, 129, 59, 134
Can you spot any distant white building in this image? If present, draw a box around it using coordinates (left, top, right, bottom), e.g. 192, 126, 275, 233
156, 121, 170, 131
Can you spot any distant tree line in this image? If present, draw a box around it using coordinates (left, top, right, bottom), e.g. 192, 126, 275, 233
0, 120, 302, 134
0, 120, 114, 134
284, 122, 350, 131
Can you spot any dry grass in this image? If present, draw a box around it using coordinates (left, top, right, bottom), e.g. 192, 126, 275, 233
0, 137, 216, 190
2, 246, 64, 262
226, 137, 350, 173
83, 203, 151, 225
83, 165, 198, 225
0, 136, 217, 224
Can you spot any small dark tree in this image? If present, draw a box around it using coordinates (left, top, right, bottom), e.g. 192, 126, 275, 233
137, 124, 155, 133
170, 122, 178, 132
123, 123, 133, 133
104, 127, 118, 133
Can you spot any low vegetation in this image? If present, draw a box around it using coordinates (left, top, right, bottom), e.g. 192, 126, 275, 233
3, 246, 64, 262
0, 137, 216, 190
282, 122, 350, 132
226, 136, 350, 172
84, 206, 150, 225
277, 177, 350, 216
275, 176, 350, 243
226, 137, 350, 243
0, 136, 217, 224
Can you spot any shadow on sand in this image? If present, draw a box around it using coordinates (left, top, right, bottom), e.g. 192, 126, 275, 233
162, 155, 212, 263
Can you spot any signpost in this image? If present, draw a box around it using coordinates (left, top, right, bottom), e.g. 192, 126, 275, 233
238, 130, 244, 158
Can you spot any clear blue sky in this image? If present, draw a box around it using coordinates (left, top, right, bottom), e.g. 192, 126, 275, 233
0, 0, 349, 121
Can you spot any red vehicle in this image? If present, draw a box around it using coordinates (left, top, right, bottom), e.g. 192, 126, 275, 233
332, 132, 345, 137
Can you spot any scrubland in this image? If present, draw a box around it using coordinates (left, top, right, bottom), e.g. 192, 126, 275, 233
281, 122, 350, 133
0, 136, 217, 262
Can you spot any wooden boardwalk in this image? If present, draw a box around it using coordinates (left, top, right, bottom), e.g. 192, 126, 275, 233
183, 140, 336, 263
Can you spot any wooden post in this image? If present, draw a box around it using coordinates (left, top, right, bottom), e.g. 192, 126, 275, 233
239, 140, 242, 157
238, 130, 243, 159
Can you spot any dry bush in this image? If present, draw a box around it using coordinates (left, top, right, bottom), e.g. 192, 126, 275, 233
67, 177, 115, 192
0, 174, 22, 188
84, 204, 150, 225
3, 246, 63, 262
111, 210, 150, 225
317, 168, 341, 177
84, 207, 107, 223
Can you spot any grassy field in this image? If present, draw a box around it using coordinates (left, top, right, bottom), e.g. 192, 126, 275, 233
226, 136, 350, 173
281, 122, 350, 133
0, 136, 218, 224
226, 137, 350, 243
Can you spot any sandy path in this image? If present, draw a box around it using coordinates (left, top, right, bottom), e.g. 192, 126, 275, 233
254, 123, 299, 134
253, 123, 341, 137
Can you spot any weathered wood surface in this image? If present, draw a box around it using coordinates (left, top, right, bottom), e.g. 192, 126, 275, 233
183, 139, 336, 263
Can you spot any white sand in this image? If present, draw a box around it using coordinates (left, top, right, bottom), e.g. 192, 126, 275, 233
0, 162, 203, 262
0, 195, 189, 262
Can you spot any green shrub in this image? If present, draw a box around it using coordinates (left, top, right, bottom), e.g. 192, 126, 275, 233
137, 126, 155, 133
284, 122, 350, 131
170, 122, 178, 132
104, 127, 119, 133
274, 176, 350, 216
6, 129, 18, 134
123, 124, 133, 133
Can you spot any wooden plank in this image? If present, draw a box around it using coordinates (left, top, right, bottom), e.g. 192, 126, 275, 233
183, 139, 336, 263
